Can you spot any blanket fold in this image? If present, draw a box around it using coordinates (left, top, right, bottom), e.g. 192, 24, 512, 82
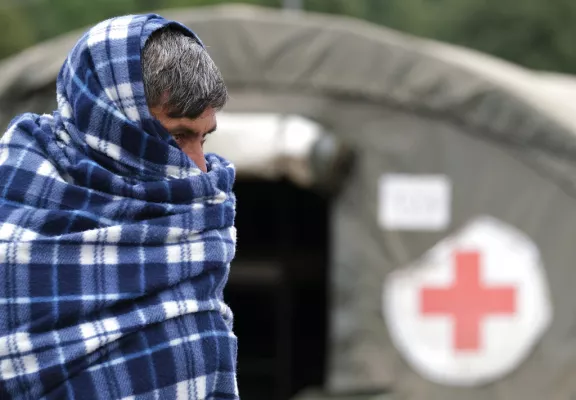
0, 14, 238, 400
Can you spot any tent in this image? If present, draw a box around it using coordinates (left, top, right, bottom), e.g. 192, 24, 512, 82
1, 4, 576, 400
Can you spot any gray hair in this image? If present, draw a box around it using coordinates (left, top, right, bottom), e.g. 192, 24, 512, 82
141, 26, 228, 119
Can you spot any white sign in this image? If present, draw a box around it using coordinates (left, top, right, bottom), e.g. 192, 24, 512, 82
383, 216, 552, 386
378, 174, 451, 231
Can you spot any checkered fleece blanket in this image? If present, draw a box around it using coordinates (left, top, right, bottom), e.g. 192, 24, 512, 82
0, 14, 238, 400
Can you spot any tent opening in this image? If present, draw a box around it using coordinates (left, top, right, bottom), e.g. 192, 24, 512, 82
225, 177, 330, 400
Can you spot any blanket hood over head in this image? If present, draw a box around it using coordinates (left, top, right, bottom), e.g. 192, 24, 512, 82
0, 14, 238, 400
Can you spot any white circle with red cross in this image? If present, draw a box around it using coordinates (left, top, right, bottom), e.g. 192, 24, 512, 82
383, 216, 553, 386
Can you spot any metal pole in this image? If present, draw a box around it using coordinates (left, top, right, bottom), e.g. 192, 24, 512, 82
282, 0, 303, 11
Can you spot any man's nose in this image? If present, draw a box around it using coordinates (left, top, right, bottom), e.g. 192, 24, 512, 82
195, 156, 207, 173
189, 144, 207, 173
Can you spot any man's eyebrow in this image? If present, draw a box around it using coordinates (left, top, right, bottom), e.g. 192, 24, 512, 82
206, 124, 217, 134
174, 124, 217, 136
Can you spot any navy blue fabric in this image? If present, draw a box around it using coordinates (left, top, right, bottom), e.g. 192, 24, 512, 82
0, 14, 238, 399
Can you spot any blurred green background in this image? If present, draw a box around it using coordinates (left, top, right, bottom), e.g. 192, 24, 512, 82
0, 0, 575, 73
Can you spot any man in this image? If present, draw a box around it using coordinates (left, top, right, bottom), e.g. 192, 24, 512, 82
0, 14, 238, 400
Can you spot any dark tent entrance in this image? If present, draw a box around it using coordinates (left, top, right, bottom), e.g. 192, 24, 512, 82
225, 178, 330, 400
201, 107, 352, 399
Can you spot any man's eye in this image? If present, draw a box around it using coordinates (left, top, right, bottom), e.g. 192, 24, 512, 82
173, 133, 187, 142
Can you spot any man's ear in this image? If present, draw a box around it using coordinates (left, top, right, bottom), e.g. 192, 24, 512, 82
149, 105, 167, 120
148, 91, 171, 119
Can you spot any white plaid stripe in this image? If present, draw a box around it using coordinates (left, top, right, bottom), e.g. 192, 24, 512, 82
0, 125, 17, 167
166, 164, 202, 179
36, 160, 66, 182
86, 16, 134, 47
0, 333, 39, 380
104, 83, 140, 121
58, 95, 73, 119
85, 135, 123, 161
0, 294, 125, 304
0, 123, 18, 147
163, 300, 200, 319
108, 17, 132, 41
86, 25, 110, 47
82, 226, 123, 243
176, 375, 206, 400
80, 318, 122, 354
0, 242, 33, 264
80, 244, 119, 265
166, 227, 202, 243
207, 191, 227, 205
0, 224, 38, 242
166, 242, 205, 263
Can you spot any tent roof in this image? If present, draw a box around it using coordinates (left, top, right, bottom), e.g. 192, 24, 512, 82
0, 4, 575, 158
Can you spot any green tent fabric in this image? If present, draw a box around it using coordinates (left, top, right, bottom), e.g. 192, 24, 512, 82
1, 5, 576, 400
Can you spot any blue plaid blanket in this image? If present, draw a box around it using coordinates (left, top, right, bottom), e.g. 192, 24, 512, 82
0, 14, 238, 400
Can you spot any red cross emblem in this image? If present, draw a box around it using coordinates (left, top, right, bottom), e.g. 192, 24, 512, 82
420, 251, 516, 351
383, 217, 553, 385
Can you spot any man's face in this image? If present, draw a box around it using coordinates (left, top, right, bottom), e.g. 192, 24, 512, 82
150, 106, 217, 173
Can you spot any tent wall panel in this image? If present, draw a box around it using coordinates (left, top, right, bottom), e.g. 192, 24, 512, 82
1, 6, 576, 399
